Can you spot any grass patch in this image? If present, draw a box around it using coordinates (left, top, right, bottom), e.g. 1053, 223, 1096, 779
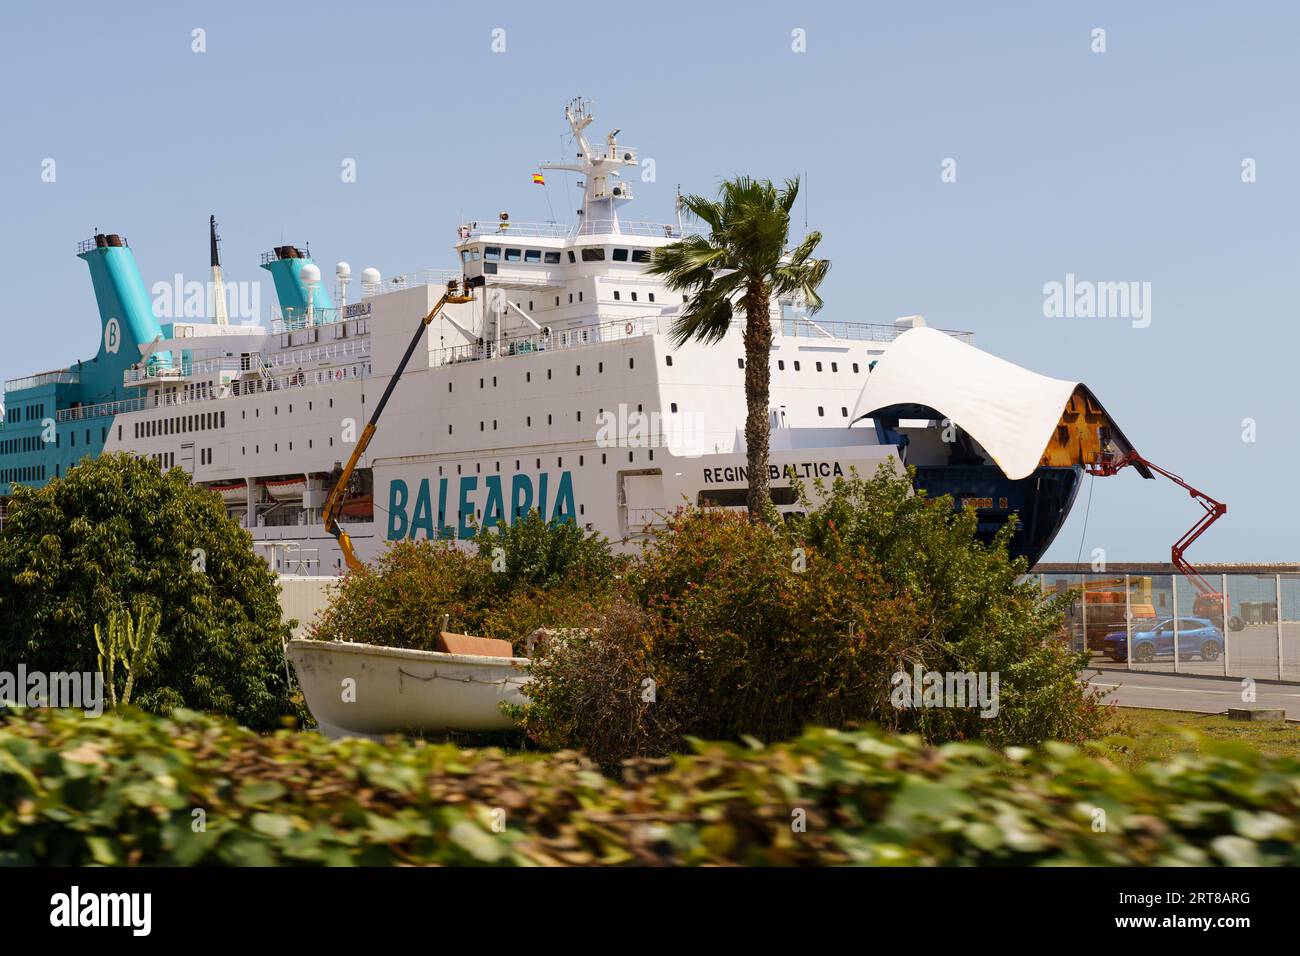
1103, 707, 1299, 769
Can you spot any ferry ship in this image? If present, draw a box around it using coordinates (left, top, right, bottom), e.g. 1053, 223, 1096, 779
0, 99, 1143, 574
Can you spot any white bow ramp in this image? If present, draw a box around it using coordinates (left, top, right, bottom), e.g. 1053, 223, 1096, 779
851, 327, 1143, 481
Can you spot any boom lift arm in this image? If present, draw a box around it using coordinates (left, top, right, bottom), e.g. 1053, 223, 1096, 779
323, 283, 473, 572
1086, 450, 1229, 615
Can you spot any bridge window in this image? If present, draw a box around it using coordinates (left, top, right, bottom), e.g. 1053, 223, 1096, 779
632, 250, 651, 264
524, 249, 541, 263
505, 248, 522, 262
612, 248, 629, 262
544, 251, 561, 264
484, 246, 501, 261
581, 248, 605, 262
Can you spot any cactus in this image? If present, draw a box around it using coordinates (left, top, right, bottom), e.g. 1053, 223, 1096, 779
94, 605, 159, 709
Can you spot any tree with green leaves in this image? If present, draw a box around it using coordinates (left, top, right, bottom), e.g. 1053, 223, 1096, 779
649, 176, 830, 519
0, 452, 297, 729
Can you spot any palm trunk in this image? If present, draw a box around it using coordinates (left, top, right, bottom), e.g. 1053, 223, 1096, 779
743, 282, 773, 520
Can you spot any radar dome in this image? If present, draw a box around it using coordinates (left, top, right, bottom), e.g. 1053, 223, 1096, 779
336, 261, 351, 278
361, 267, 381, 284
300, 263, 321, 284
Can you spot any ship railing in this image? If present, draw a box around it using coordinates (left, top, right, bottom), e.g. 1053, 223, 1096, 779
124, 355, 246, 386
461, 219, 698, 241
5, 369, 81, 393
430, 314, 973, 366
56, 396, 148, 423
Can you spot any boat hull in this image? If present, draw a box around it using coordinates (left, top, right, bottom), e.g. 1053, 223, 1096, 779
286, 639, 530, 739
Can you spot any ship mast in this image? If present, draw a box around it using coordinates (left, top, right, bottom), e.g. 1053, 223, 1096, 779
541, 97, 639, 234
210, 215, 229, 326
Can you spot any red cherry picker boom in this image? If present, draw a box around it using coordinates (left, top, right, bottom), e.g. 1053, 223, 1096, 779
1086, 450, 1230, 622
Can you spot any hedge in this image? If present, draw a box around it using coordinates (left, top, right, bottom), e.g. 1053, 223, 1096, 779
0, 707, 1296, 866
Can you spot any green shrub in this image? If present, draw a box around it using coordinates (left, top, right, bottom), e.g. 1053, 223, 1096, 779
631, 508, 921, 743
0, 453, 295, 730
309, 514, 621, 652
2, 706, 1297, 866
513, 600, 680, 772
795, 465, 1109, 746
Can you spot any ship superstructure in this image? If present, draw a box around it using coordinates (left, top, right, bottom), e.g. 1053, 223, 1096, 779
0, 100, 1137, 573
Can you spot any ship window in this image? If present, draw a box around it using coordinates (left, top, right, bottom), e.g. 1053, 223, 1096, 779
632, 250, 651, 264
613, 291, 620, 301
480, 421, 484, 431
738, 359, 744, 369
842, 407, 849, 417
480, 378, 484, 389
818, 407, 825, 417
547, 414, 552, 424
220, 412, 225, 427
602, 453, 606, 464
527, 416, 531, 426
671, 402, 678, 413
581, 248, 605, 262
648, 293, 655, 302
579, 455, 584, 466
631, 292, 637, 302
524, 249, 541, 263
493, 376, 497, 386
117, 425, 121, 440
612, 248, 629, 262
526, 372, 530, 382
629, 358, 634, 369
484, 246, 501, 261
816, 362, 823, 372
794, 361, 801, 371
831, 362, 838, 372
544, 251, 561, 264
579, 291, 583, 302
449, 425, 453, 434
598, 362, 603, 373
484, 262, 497, 275
665, 355, 672, 367
449, 382, 453, 392
569, 294, 574, 304
505, 248, 522, 262
567, 251, 576, 263
778, 360, 785, 370
576, 365, 581, 376
853, 363, 860, 373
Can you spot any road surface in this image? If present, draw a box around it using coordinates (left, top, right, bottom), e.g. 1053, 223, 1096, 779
1084, 667, 1300, 720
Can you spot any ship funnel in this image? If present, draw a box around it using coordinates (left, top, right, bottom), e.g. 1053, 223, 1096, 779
260, 242, 334, 319
77, 233, 167, 402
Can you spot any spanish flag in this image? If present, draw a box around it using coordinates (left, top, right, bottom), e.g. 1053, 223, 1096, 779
532, 173, 545, 185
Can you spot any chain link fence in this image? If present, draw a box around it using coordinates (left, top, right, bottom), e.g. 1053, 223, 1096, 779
1037, 572, 1300, 683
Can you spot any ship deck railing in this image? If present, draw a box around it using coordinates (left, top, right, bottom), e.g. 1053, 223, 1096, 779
124, 339, 372, 388
431, 314, 972, 366
461, 219, 698, 241
5, 369, 81, 393
56, 396, 149, 423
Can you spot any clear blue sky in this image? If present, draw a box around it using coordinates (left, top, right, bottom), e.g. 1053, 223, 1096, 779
1, 1, 1296, 562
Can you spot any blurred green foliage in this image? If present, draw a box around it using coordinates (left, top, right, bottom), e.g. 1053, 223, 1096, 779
1, 705, 1296, 866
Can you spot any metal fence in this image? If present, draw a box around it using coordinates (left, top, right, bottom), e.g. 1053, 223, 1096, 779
1036, 572, 1300, 682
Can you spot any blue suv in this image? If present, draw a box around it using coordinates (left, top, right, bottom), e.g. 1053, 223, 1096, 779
1102, 617, 1224, 663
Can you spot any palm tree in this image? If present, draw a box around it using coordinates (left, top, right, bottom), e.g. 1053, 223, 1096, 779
649, 176, 830, 520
